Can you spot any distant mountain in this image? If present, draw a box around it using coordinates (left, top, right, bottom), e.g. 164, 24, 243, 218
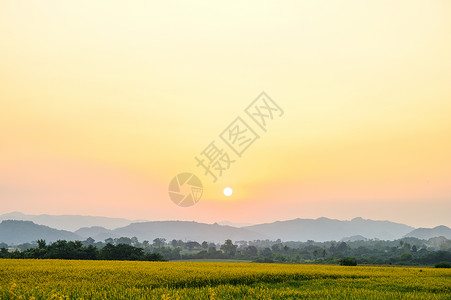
107, 217, 413, 243
217, 221, 254, 228
0, 214, 436, 245
405, 226, 451, 240
111, 221, 267, 244
243, 217, 414, 242
0, 220, 264, 245
74, 226, 119, 241
0, 220, 81, 245
0, 212, 142, 231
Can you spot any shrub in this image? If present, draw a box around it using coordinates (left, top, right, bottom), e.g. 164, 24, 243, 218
434, 262, 451, 268
339, 257, 357, 266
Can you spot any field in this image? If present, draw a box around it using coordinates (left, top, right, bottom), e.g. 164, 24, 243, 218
0, 260, 450, 299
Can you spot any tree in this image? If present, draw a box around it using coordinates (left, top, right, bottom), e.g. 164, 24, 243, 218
143, 252, 166, 261
400, 252, 412, 261
185, 241, 200, 250
201, 241, 208, 249
74, 240, 83, 249
207, 246, 217, 255
434, 262, 451, 268
261, 248, 272, 257
244, 246, 258, 256
153, 238, 166, 248
220, 239, 237, 257
131, 237, 139, 246
313, 249, 319, 258
0, 248, 8, 258
100, 243, 144, 260
82, 245, 99, 260
271, 243, 282, 252
115, 237, 132, 245
236, 240, 248, 248
37, 239, 46, 249
84, 237, 95, 246
336, 242, 349, 253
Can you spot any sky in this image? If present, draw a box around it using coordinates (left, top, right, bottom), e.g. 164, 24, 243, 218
1, 1, 450, 228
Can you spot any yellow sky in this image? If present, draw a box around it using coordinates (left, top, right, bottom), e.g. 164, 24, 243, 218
1, 1, 450, 227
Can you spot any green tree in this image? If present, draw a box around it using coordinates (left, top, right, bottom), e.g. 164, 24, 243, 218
153, 238, 166, 248
220, 239, 237, 257
244, 246, 258, 256
313, 249, 319, 258
37, 239, 46, 249
115, 237, 132, 245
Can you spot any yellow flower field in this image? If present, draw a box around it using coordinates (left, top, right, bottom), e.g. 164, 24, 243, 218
0, 259, 450, 299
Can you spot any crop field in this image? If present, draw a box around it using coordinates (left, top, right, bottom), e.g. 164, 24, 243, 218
0, 259, 450, 299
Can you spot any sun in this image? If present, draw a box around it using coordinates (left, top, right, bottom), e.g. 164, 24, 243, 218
223, 187, 233, 197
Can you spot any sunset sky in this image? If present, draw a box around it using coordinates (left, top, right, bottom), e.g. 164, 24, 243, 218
1, 1, 450, 228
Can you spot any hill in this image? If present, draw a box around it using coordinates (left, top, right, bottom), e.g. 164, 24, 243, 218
0, 214, 437, 245
0, 220, 81, 244
243, 217, 414, 242
405, 225, 451, 240
111, 221, 267, 243
0, 211, 140, 231
74, 226, 119, 241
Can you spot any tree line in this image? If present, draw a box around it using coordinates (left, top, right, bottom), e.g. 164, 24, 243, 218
1, 236, 450, 267
0, 240, 165, 261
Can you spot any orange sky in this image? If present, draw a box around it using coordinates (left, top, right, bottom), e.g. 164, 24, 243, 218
1, 1, 450, 228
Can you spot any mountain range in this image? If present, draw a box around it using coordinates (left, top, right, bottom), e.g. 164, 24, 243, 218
0, 212, 449, 245
242, 217, 413, 241
0, 211, 139, 231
